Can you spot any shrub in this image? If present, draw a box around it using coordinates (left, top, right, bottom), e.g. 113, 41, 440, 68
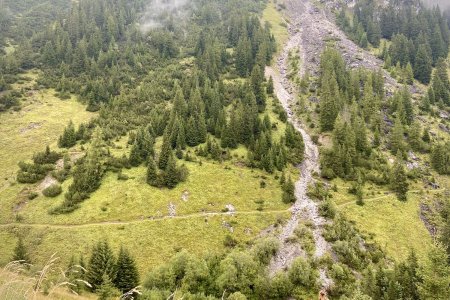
117, 171, 129, 181
223, 235, 238, 248
319, 197, 337, 219
28, 192, 38, 200
42, 184, 62, 197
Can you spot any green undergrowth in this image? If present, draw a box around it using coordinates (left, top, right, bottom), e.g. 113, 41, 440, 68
17, 160, 293, 225
0, 212, 289, 275
341, 192, 433, 261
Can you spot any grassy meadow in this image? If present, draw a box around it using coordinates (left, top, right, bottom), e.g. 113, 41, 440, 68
0, 70, 294, 278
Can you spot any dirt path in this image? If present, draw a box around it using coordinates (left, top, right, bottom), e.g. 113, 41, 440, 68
0, 209, 289, 229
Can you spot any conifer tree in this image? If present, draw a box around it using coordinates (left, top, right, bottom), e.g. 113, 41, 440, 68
129, 143, 142, 167
58, 120, 77, 148
408, 122, 422, 152
432, 59, 450, 106
235, 37, 251, 77
97, 274, 119, 300
158, 135, 172, 170
147, 156, 159, 187
13, 237, 30, 264
164, 153, 179, 189
422, 128, 431, 143
251, 65, 266, 112
79, 254, 87, 280
390, 118, 406, 155
431, 143, 450, 174
320, 72, 339, 132
86, 240, 116, 291
404, 62, 414, 85
431, 24, 446, 64
359, 32, 368, 48
401, 88, 414, 126
185, 116, 197, 147
114, 247, 139, 293
282, 176, 296, 204
267, 76, 274, 95
414, 45, 432, 84
355, 172, 364, 206
418, 243, 450, 299
391, 151, 409, 201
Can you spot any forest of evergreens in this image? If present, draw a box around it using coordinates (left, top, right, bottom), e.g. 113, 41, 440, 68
1, 0, 450, 299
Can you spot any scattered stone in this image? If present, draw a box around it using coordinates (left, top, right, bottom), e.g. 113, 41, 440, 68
225, 204, 236, 214
438, 123, 449, 133
181, 190, 189, 202
168, 202, 176, 217
222, 221, 234, 233
439, 111, 449, 119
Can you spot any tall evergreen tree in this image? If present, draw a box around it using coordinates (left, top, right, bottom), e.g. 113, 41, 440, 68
146, 156, 159, 186
164, 153, 180, 189
58, 120, 77, 148
391, 151, 409, 201
418, 243, 450, 300
12, 237, 30, 264
86, 240, 116, 291
251, 65, 266, 112
267, 76, 274, 95
320, 72, 339, 132
390, 118, 406, 155
282, 176, 296, 204
414, 45, 432, 84
114, 247, 139, 293
158, 135, 172, 170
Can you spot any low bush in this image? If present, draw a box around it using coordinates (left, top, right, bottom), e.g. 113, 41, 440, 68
42, 184, 62, 197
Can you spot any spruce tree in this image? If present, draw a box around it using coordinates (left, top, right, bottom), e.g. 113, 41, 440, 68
235, 37, 252, 77
128, 143, 142, 167
12, 237, 30, 264
186, 116, 198, 147
158, 135, 172, 170
414, 45, 432, 84
355, 172, 364, 206
390, 118, 406, 155
391, 151, 409, 201
164, 153, 179, 189
431, 143, 450, 175
418, 243, 450, 300
282, 176, 296, 204
267, 76, 274, 95
97, 274, 119, 300
114, 247, 139, 293
79, 254, 87, 280
86, 240, 116, 291
404, 63, 414, 85
251, 65, 266, 112
58, 120, 77, 148
320, 72, 339, 132
408, 121, 422, 152
146, 156, 159, 187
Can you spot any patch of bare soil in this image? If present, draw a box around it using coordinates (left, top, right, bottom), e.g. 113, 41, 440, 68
37, 175, 58, 192
20, 122, 43, 134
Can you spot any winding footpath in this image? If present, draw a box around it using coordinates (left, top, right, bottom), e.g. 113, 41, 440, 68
265, 3, 332, 289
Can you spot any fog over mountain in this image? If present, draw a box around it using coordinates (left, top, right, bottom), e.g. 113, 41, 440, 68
422, 0, 450, 11
140, 0, 191, 32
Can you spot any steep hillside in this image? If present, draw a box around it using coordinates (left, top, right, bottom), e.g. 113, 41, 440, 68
0, 0, 449, 299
